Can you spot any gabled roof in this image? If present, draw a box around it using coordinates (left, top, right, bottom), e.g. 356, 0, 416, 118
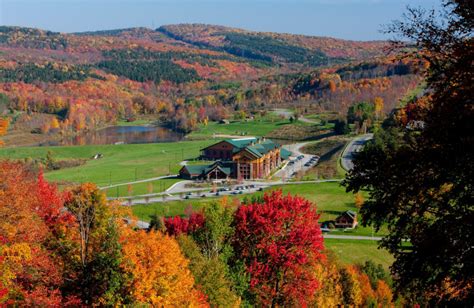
337, 210, 357, 220
180, 161, 233, 177
205, 165, 231, 175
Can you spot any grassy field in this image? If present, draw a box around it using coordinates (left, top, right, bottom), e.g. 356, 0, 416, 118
324, 239, 393, 270
104, 177, 182, 198
0, 140, 213, 186
187, 116, 292, 139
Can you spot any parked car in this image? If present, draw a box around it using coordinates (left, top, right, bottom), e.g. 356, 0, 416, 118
320, 227, 331, 233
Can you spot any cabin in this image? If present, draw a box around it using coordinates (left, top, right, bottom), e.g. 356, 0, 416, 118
335, 210, 358, 229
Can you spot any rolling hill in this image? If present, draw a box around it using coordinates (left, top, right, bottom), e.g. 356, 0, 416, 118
0, 24, 421, 146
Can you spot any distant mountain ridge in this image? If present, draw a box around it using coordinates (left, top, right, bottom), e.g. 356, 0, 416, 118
0, 24, 389, 64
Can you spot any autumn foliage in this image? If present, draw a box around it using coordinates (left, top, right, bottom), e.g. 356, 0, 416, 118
0, 162, 207, 306
0, 117, 8, 146
164, 212, 205, 236
232, 190, 324, 306
0, 160, 399, 306
120, 229, 207, 307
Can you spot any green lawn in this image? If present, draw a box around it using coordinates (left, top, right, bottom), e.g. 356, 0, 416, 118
132, 198, 216, 219
324, 239, 393, 270
0, 140, 213, 186
187, 116, 293, 139
104, 177, 182, 198
275, 182, 357, 221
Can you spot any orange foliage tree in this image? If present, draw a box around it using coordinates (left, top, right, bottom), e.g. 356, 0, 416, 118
120, 229, 208, 307
0, 117, 9, 146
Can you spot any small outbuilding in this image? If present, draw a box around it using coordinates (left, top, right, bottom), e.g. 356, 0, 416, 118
335, 210, 358, 229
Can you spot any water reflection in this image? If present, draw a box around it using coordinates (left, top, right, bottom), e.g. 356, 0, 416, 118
40, 126, 184, 146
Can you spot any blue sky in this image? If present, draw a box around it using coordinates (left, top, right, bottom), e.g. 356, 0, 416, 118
0, 0, 441, 40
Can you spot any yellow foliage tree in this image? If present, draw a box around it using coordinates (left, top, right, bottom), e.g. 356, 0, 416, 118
355, 192, 365, 209
341, 265, 363, 306
312, 254, 343, 306
50, 117, 60, 130
120, 230, 207, 307
374, 97, 384, 119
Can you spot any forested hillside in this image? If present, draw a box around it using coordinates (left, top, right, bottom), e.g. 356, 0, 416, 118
0, 24, 422, 143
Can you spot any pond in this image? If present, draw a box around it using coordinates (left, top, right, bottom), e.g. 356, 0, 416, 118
40, 126, 185, 146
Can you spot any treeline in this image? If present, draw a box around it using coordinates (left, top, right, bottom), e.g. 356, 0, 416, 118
0, 63, 102, 84
97, 59, 200, 84
336, 61, 418, 80
0, 26, 68, 50
102, 47, 238, 66
223, 32, 329, 65
0, 162, 395, 306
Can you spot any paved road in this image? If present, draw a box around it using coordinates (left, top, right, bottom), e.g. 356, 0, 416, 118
323, 234, 382, 241
341, 134, 373, 171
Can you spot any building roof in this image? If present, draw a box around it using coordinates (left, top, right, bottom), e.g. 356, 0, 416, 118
206, 166, 231, 175
280, 148, 292, 160
182, 164, 208, 175
337, 210, 357, 220
180, 161, 232, 177
225, 137, 258, 149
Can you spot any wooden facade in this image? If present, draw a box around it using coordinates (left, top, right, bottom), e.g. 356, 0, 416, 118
199, 138, 283, 180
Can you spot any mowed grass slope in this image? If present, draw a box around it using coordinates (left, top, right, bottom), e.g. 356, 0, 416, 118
324, 239, 393, 270
188, 117, 293, 139
0, 140, 213, 186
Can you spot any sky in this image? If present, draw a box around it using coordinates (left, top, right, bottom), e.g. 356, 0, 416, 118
0, 0, 441, 41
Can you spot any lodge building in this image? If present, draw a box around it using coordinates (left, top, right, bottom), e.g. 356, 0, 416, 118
179, 137, 291, 180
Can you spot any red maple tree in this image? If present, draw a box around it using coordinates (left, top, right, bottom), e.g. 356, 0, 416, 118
232, 190, 325, 307
164, 212, 205, 236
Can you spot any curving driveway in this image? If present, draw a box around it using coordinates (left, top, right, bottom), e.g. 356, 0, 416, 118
341, 134, 373, 171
